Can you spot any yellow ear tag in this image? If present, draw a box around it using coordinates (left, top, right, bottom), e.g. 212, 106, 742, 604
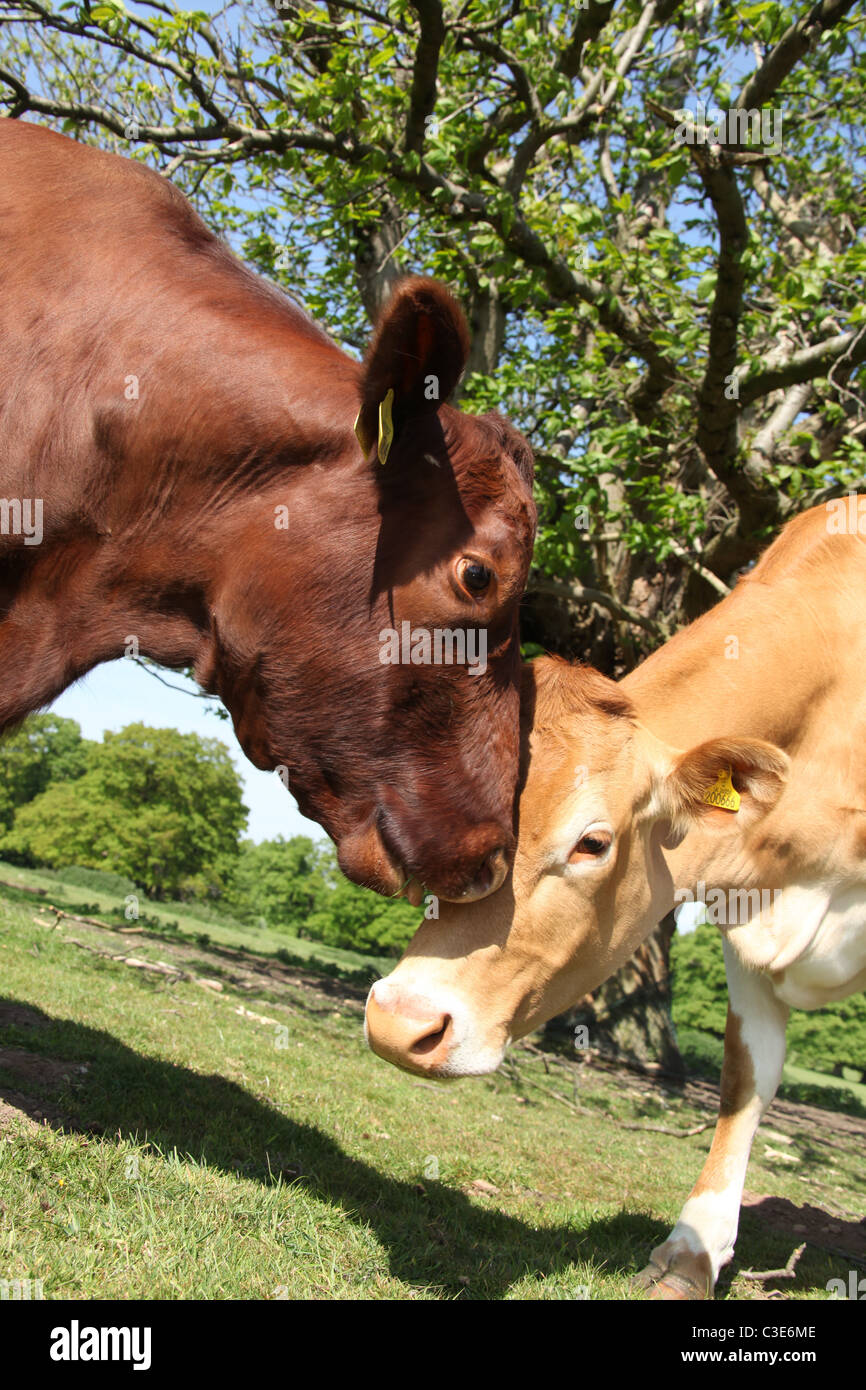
377, 388, 394, 465
353, 409, 373, 457
703, 766, 740, 812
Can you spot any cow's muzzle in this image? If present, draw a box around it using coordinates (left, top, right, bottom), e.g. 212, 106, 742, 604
364, 977, 506, 1078
337, 810, 510, 906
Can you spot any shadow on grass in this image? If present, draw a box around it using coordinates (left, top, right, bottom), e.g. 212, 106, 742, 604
0, 996, 667, 1299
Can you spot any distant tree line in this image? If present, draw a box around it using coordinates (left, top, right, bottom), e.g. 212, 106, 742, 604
0, 714, 418, 953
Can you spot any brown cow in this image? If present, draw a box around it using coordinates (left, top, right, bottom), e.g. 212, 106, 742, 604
0, 118, 535, 904
366, 500, 866, 1295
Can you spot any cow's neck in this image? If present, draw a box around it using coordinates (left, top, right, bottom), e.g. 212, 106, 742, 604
622, 557, 858, 898
0, 534, 215, 729
0, 397, 361, 732
0, 247, 370, 734
622, 571, 833, 753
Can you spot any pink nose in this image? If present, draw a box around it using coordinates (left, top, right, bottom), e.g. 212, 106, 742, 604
365, 986, 453, 1075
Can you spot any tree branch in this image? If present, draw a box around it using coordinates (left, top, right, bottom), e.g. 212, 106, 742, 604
665, 539, 732, 598
404, 0, 445, 155
527, 575, 666, 639
694, 145, 749, 490
559, 0, 615, 78
746, 381, 813, 479
741, 328, 866, 405
736, 0, 859, 111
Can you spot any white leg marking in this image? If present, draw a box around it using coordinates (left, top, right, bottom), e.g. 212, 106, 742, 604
647, 942, 789, 1293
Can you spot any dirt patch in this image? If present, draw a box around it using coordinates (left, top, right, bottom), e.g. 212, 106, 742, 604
0, 1096, 41, 1133
0, 1047, 86, 1134
741, 1190, 866, 1262
0, 1047, 87, 1088
0, 1002, 47, 1031
0, 1088, 71, 1134
28, 892, 372, 1011
577, 1054, 866, 1143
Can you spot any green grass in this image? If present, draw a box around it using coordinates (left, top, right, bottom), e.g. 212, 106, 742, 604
0, 860, 394, 984
0, 881, 863, 1300
782, 1061, 866, 1106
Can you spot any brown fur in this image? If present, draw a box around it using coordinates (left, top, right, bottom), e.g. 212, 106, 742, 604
690, 1010, 756, 1197
528, 657, 636, 732
0, 118, 536, 900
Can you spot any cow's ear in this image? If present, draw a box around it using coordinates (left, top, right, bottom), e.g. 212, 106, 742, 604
354, 277, 470, 463
661, 736, 789, 832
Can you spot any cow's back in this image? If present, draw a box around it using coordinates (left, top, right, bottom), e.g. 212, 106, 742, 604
0, 119, 355, 541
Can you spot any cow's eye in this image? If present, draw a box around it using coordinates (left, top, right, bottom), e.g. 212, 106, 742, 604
456, 558, 493, 596
569, 829, 612, 862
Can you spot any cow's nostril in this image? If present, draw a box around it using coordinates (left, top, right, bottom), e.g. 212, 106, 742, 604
410, 1015, 451, 1056
454, 844, 508, 902
482, 845, 508, 884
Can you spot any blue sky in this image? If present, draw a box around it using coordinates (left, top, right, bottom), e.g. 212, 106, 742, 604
49, 660, 326, 846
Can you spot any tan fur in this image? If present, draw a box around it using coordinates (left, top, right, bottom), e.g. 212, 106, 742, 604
690, 1010, 755, 1198
367, 502, 866, 1294
371, 502, 866, 1053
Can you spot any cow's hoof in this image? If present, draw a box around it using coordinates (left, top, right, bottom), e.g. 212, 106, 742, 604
632, 1258, 666, 1292
648, 1271, 709, 1300
633, 1259, 712, 1300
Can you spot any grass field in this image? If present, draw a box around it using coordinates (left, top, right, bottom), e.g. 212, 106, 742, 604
0, 868, 863, 1300
0, 860, 395, 982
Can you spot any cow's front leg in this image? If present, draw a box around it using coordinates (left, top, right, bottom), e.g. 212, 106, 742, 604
637, 942, 789, 1299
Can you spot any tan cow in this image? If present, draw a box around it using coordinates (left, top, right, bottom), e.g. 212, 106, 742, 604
365, 499, 866, 1298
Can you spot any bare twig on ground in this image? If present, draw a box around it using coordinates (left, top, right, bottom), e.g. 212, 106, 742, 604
740, 1243, 806, 1282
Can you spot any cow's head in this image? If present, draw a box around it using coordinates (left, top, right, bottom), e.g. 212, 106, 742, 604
365, 657, 788, 1073
209, 279, 535, 905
